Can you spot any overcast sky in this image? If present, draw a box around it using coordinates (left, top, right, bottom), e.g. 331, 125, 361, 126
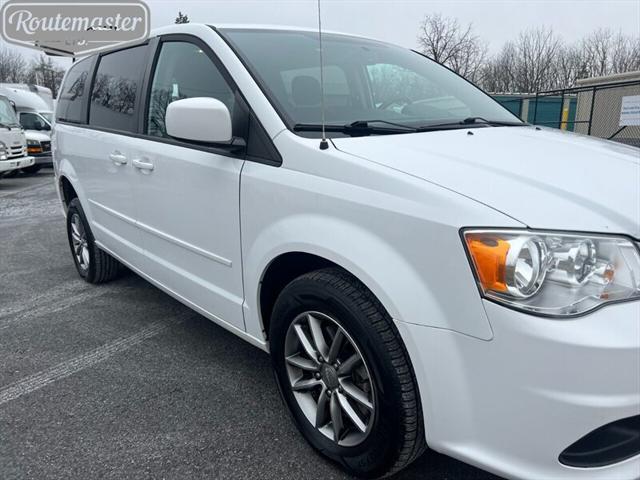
10, 0, 640, 68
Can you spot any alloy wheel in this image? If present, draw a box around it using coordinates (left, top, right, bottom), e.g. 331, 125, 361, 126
284, 311, 376, 447
70, 213, 90, 270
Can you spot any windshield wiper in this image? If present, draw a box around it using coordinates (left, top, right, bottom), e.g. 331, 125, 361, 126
347, 120, 419, 131
293, 117, 526, 136
461, 116, 527, 126
294, 121, 419, 136
413, 117, 527, 132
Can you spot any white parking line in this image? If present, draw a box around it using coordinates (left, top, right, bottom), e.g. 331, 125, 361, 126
0, 321, 169, 405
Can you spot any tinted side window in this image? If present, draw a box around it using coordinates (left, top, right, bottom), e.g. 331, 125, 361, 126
146, 41, 235, 138
89, 45, 148, 132
56, 57, 92, 123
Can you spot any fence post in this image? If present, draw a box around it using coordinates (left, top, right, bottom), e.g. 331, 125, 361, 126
533, 92, 539, 124
587, 86, 596, 135
558, 90, 565, 129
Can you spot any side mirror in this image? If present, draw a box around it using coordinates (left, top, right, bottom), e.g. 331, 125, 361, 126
165, 97, 232, 144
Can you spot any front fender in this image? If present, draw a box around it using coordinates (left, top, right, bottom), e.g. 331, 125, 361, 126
240, 135, 523, 344
242, 211, 495, 343
246, 214, 425, 332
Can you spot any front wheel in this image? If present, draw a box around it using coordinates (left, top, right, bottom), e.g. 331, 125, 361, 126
270, 268, 426, 478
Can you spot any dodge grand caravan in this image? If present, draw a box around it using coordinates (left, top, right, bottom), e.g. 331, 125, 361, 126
53, 24, 640, 479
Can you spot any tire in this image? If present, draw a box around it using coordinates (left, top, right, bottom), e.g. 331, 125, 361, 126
21, 165, 42, 175
270, 267, 426, 478
66, 197, 122, 284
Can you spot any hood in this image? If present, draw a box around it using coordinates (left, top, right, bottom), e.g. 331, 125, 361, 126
24, 130, 50, 142
333, 126, 640, 238
0, 127, 26, 148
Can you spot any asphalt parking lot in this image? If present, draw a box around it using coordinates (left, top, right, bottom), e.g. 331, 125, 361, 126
0, 169, 500, 480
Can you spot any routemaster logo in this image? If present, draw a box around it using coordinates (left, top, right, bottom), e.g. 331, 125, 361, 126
0, 0, 150, 56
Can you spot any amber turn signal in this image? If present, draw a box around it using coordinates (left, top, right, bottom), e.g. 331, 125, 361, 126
465, 233, 510, 293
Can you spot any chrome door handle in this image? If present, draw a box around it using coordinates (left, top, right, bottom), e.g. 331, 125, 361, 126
132, 158, 154, 171
109, 152, 127, 165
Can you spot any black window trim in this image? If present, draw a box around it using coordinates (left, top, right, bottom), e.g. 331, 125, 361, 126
213, 26, 296, 131
136, 33, 247, 160
57, 33, 282, 166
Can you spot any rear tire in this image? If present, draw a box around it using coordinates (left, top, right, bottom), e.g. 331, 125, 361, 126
270, 268, 426, 478
66, 198, 122, 284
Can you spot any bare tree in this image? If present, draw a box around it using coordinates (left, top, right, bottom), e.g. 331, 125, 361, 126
481, 42, 518, 92
25, 54, 65, 97
417, 13, 488, 83
580, 28, 613, 77
574, 28, 640, 79
0, 46, 27, 83
513, 27, 562, 92
609, 31, 640, 74
554, 44, 585, 89
175, 11, 189, 24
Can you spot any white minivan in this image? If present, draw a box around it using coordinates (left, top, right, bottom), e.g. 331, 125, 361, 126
53, 24, 640, 480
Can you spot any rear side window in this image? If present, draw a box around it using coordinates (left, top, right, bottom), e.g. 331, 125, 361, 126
146, 41, 235, 138
56, 57, 92, 123
89, 45, 148, 132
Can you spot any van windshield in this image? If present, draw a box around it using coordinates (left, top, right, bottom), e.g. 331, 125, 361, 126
0, 97, 19, 127
40, 112, 53, 123
219, 28, 521, 136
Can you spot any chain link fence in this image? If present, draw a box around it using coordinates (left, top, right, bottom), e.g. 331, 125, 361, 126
531, 77, 640, 148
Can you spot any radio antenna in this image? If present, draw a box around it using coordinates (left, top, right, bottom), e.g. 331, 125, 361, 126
317, 0, 329, 150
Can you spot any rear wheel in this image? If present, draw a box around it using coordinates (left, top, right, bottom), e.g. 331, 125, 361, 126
66, 198, 122, 283
270, 268, 426, 478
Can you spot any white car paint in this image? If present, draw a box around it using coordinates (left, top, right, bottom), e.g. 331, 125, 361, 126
333, 126, 640, 238
0, 154, 34, 174
53, 23, 640, 480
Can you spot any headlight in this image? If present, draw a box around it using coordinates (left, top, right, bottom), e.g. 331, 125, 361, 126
463, 229, 640, 316
0, 141, 6, 160
27, 139, 42, 153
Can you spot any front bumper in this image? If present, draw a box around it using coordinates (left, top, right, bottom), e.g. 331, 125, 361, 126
31, 152, 52, 166
0, 156, 35, 173
398, 300, 640, 479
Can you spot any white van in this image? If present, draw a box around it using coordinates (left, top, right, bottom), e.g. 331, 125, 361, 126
0, 94, 34, 177
0, 83, 54, 110
0, 87, 52, 173
53, 24, 640, 480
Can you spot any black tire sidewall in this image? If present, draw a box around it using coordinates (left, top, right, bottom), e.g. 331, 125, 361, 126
270, 273, 408, 478
66, 198, 97, 282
